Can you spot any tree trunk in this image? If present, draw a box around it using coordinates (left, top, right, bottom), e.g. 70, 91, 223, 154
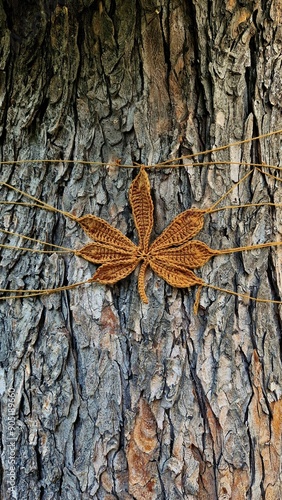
1, 1, 282, 499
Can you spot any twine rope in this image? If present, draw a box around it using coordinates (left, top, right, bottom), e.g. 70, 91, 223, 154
0, 128, 280, 171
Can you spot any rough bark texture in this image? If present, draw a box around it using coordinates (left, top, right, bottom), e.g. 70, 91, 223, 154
0, 1, 282, 499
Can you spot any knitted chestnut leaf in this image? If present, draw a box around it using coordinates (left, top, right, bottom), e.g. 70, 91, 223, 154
76, 168, 213, 303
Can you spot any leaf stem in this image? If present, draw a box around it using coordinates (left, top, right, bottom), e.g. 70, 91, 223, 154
138, 261, 149, 304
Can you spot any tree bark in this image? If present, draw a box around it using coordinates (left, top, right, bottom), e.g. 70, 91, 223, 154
1, 1, 282, 499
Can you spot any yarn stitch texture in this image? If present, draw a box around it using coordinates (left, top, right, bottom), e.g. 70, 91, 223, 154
76, 167, 216, 303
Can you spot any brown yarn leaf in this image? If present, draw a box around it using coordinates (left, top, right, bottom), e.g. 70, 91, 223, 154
77, 214, 136, 251
76, 242, 137, 263
154, 241, 219, 268
149, 260, 204, 288
92, 259, 141, 284
150, 208, 205, 251
129, 166, 154, 252
76, 167, 214, 303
